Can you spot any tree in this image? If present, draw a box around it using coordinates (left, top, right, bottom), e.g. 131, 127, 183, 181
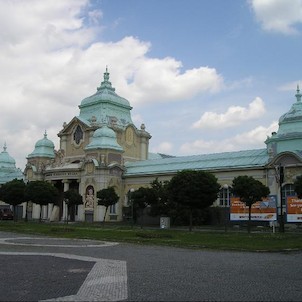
63, 190, 83, 223
0, 179, 26, 221
97, 186, 119, 224
293, 175, 302, 198
147, 178, 171, 217
24, 181, 59, 221
168, 170, 220, 231
131, 187, 156, 228
232, 175, 270, 233
131, 187, 155, 228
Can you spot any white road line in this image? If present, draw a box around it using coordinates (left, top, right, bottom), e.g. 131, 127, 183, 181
0, 237, 118, 247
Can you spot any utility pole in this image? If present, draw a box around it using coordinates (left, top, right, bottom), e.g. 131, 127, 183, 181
279, 165, 285, 233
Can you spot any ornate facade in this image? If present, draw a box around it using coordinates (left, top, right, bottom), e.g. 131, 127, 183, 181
4, 68, 302, 224
24, 68, 151, 222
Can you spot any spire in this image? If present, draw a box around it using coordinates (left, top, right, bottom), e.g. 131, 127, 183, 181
3, 142, 7, 152
97, 67, 115, 92
44, 130, 47, 139
296, 84, 301, 103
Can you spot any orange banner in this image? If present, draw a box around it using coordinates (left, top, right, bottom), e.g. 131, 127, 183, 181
230, 196, 277, 221
287, 197, 302, 222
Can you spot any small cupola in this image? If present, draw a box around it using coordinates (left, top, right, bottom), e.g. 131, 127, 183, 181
0, 143, 16, 168
85, 125, 123, 152
27, 131, 55, 159
265, 86, 302, 155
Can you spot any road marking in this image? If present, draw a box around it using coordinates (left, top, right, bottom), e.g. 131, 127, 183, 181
0, 252, 127, 301
0, 237, 118, 247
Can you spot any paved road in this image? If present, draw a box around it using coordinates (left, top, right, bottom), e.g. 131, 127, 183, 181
0, 231, 301, 301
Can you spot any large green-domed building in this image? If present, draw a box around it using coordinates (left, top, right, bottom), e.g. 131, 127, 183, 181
21, 69, 302, 224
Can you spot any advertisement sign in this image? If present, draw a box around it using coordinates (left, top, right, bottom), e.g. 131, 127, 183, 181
286, 197, 302, 222
230, 195, 277, 221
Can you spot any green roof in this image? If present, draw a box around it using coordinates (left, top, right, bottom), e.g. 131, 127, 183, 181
0, 144, 24, 184
85, 125, 123, 152
124, 149, 269, 176
27, 132, 55, 159
78, 68, 133, 128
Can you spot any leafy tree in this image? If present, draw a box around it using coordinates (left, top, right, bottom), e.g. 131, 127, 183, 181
293, 175, 302, 198
63, 190, 83, 223
24, 181, 59, 221
0, 178, 26, 221
131, 187, 155, 228
97, 186, 119, 224
232, 175, 270, 233
168, 170, 220, 231
147, 178, 171, 217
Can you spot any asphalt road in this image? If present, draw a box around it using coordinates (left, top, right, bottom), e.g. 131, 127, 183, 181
0, 231, 301, 301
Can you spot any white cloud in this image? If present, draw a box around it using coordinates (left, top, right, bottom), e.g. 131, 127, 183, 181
250, 0, 302, 35
0, 0, 224, 169
192, 97, 265, 129
126, 62, 224, 105
278, 80, 302, 91
180, 121, 278, 155
150, 142, 174, 155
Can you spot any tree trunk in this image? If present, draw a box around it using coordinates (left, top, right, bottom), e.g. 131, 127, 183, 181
39, 205, 42, 223
66, 206, 69, 225
13, 205, 17, 222
189, 208, 193, 232
25, 202, 28, 222
248, 205, 252, 233
140, 208, 144, 229
103, 206, 108, 226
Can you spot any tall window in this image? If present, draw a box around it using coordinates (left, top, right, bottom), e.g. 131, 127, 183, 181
110, 203, 116, 214
282, 183, 295, 210
73, 125, 83, 144
219, 186, 231, 207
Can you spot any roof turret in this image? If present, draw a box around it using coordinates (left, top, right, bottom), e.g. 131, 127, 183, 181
27, 131, 55, 159
78, 68, 133, 128
85, 124, 123, 152
265, 86, 302, 155
278, 85, 302, 133
0, 143, 24, 184
0, 143, 16, 168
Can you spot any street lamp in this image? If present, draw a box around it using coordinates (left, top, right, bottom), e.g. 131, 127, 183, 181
130, 188, 134, 227
223, 184, 229, 232
279, 165, 285, 232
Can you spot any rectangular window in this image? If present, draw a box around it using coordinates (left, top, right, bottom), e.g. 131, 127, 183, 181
219, 187, 231, 207
109, 204, 116, 214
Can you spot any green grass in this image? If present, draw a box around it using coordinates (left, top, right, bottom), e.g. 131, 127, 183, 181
0, 221, 301, 252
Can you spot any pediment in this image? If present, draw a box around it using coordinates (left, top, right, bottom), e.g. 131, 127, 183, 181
58, 116, 91, 136
267, 151, 302, 167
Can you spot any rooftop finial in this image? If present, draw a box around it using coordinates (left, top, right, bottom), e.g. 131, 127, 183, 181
3, 142, 7, 152
97, 67, 115, 92
44, 130, 47, 138
104, 66, 109, 82
296, 84, 301, 103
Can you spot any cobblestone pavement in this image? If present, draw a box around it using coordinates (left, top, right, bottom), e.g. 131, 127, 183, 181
0, 231, 302, 301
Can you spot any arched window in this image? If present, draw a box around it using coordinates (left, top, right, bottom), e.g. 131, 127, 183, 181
73, 125, 83, 144
281, 183, 295, 212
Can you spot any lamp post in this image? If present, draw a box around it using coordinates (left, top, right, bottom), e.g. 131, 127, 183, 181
130, 188, 134, 228
279, 166, 285, 233
64, 198, 69, 224
223, 184, 229, 232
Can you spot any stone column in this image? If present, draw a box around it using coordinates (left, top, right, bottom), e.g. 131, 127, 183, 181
62, 180, 70, 221
48, 203, 53, 220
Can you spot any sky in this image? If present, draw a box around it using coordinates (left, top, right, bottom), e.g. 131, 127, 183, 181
1, 0, 302, 169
